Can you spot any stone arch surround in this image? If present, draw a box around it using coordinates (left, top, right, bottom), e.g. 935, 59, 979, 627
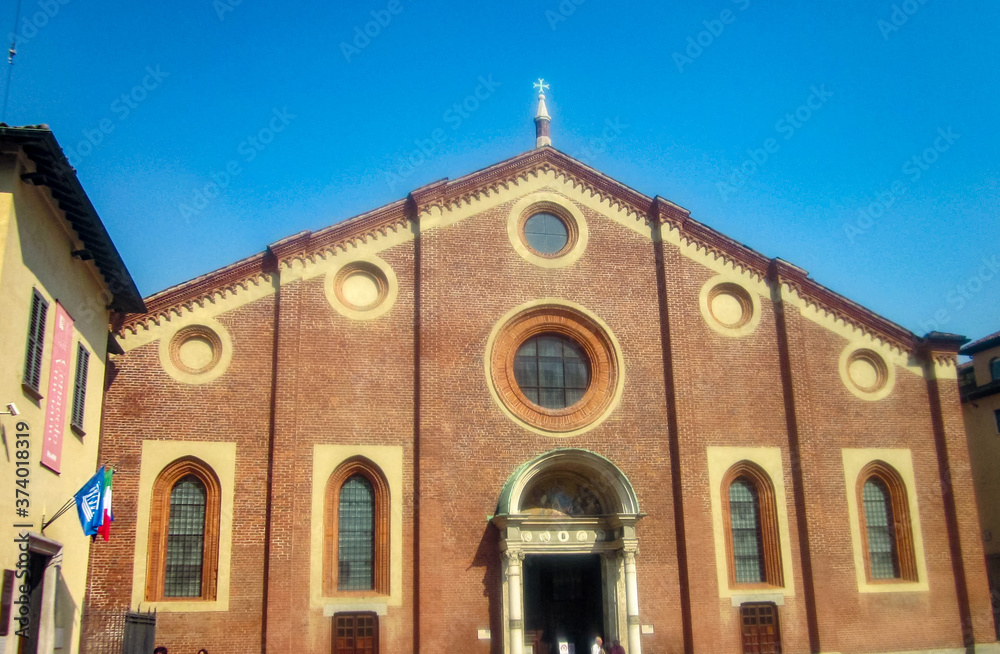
492, 449, 644, 654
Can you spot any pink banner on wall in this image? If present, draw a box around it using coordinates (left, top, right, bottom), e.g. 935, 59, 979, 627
41, 302, 74, 473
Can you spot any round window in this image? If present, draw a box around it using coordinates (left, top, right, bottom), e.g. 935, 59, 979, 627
169, 325, 223, 375
523, 212, 569, 255
488, 303, 622, 435
513, 333, 591, 409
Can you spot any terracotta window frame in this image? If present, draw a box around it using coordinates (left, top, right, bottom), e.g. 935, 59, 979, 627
517, 202, 579, 260
722, 461, 784, 589
856, 461, 918, 583
145, 457, 222, 601
324, 457, 390, 596
490, 305, 618, 433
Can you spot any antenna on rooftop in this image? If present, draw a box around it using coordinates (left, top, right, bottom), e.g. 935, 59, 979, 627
2, 0, 23, 123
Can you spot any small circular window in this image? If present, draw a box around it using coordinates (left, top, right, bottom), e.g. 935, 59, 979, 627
523, 213, 569, 255
334, 262, 388, 312
514, 333, 591, 409
838, 345, 895, 401
170, 325, 222, 375
325, 256, 399, 321
698, 276, 762, 338
846, 349, 889, 394
708, 282, 753, 329
506, 193, 588, 268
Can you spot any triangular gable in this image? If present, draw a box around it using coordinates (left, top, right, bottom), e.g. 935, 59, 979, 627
122, 146, 959, 360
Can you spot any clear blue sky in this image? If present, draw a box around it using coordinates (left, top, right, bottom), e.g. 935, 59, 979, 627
3, 0, 997, 342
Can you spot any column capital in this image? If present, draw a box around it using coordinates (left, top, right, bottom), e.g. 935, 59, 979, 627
618, 547, 639, 563
502, 549, 526, 563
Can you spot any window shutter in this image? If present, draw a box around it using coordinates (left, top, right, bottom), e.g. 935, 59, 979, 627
71, 345, 90, 429
23, 290, 49, 391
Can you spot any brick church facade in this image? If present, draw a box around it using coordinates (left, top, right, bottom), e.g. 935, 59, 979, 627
81, 100, 996, 653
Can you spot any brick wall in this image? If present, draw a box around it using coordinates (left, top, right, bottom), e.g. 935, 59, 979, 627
82, 184, 995, 654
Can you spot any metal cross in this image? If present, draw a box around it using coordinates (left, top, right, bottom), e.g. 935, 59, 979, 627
533, 78, 550, 95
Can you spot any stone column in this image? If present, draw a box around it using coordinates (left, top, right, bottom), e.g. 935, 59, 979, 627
504, 549, 526, 654
621, 549, 642, 654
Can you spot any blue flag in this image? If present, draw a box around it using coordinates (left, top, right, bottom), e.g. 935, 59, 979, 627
75, 467, 106, 536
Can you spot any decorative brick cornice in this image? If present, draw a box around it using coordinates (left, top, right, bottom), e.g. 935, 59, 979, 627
916, 332, 967, 367
303, 200, 409, 263
679, 218, 772, 281
408, 178, 448, 213
650, 195, 690, 230
118, 146, 938, 356
123, 253, 271, 334
768, 259, 918, 354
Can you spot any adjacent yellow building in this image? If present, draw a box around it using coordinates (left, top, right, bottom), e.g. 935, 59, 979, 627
959, 330, 1000, 637
0, 125, 143, 654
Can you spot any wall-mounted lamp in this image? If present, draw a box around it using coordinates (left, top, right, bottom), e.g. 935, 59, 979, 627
0, 403, 19, 416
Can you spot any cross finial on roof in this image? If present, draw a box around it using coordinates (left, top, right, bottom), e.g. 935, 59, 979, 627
533, 78, 552, 148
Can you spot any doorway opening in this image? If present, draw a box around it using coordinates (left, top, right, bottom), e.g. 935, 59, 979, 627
17, 549, 50, 654
523, 554, 603, 654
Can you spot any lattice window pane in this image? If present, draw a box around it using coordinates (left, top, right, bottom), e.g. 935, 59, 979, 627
863, 478, 900, 579
513, 334, 591, 410
730, 478, 766, 584
338, 475, 375, 591
524, 213, 568, 254
164, 476, 207, 597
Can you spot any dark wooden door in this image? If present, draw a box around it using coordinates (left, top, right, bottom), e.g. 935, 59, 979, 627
524, 554, 603, 654
334, 612, 378, 654
740, 603, 781, 654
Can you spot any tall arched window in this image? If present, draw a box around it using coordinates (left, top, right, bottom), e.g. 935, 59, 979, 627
325, 458, 389, 595
146, 457, 221, 601
730, 478, 766, 583
857, 461, 917, 582
723, 462, 783, 587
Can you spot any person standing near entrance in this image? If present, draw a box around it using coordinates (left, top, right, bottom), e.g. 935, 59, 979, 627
610, 639, 625, 654
592, 636, 604, 654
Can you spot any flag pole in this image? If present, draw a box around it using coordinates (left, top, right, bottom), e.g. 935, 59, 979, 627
41, 497, 77, 531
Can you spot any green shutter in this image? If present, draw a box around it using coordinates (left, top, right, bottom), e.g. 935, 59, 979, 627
22, 290, 48, 391
71, 344, 90, 429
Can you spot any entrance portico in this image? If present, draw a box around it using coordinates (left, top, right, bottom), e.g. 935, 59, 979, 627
492, 449, 644, 654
